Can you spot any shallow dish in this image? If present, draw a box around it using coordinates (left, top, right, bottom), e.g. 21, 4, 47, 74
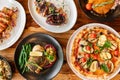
66, 23, 120, 80
14, 33, 63, 80
79, 0, 120, 21
28, 0, 77, 33
0, 55, 12, 79
0, 0, 26, 50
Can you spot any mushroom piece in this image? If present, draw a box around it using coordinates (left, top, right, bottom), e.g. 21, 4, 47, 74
90, 60, 99, 72
87, 33, 97, 43
83, 46, 94, 54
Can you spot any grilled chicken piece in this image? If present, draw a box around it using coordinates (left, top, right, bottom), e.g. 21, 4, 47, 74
0, 16, 9, 25
0, 26, 4, 33
2, 7, 13, 16
0, 11, 9, 18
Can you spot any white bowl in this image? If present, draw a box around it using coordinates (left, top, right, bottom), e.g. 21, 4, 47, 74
66, 23, 120, 80
28, 0, 77, 33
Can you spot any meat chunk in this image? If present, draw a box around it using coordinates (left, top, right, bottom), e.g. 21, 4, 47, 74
46, 13, 65, 25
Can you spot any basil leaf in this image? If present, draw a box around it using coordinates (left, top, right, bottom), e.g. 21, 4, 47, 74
98, 40, 112, 51
103, 40, 111, 48
101, 63, 109, 73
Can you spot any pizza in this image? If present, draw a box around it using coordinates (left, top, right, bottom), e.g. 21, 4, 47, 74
71, 26, 120, 79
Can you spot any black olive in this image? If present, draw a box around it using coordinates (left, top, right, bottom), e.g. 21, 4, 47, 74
80, 44, 84, 47
100, 32, 103, 35
36, 0, 41, 2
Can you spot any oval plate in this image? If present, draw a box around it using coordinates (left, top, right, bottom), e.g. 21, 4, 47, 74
0, 0, 26, 50
14, 33, 63, 80
79, 0, 120, 21
66, 23, 120, 80
28, 0, 77, 33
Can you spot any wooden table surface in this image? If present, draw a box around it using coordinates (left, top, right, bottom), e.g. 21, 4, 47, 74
1, 0, 120, 80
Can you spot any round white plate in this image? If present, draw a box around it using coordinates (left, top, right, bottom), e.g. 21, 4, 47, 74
66, 23, 120, 80
28, 0, 77, 33
0, 0, 26, 50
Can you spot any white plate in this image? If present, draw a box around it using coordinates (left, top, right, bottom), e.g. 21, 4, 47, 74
66, 23, 120, 80
28, 0, 77, 33
0, 0, 26, 50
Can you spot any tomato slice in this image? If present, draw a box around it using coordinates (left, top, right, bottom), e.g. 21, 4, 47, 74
93, 54, 98, 59
86, 3, 92, 10
86, 46, 91, 50
114, 50, 119, 56
81, 57, 86, 63
90, 33, 97, 38
84, 54, 90, 58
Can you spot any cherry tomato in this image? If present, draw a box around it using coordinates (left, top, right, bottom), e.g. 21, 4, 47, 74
86, 3, 92, 10
93, 54, 98, 59
81, 57, 86, 63
90, 33, 97, 38
114, 50, 119, 56
86, 46, 91, 50
107, 62, 111, 68
84, 54, 90, 58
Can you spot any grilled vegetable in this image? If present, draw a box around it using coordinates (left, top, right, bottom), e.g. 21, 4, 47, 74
97, 35, 107, 47
108, 41, 117, 51
100, 51, 112, 60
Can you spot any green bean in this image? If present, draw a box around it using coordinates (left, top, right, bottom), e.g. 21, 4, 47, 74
18, 43, 32, 74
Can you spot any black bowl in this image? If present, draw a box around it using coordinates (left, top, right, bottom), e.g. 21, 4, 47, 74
0, 55, 12, 79
79, 0, 120, 21
14, 33, 64, 80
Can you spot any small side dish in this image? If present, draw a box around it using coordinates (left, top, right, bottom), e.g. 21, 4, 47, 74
85, 0, 119, 15
34, 0, 67, 25
0, 7, 18, 43
71, 26, 120, 79
0, 59, 11, 80
18, 43, 57, 74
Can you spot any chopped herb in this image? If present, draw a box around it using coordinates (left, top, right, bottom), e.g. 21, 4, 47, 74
0, 72, 2, 76
94, 50, 99, 54
101, 63, 109, 73
86, 58, 93, 67
49, 7, 55, 14
88, 43, 93, 47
